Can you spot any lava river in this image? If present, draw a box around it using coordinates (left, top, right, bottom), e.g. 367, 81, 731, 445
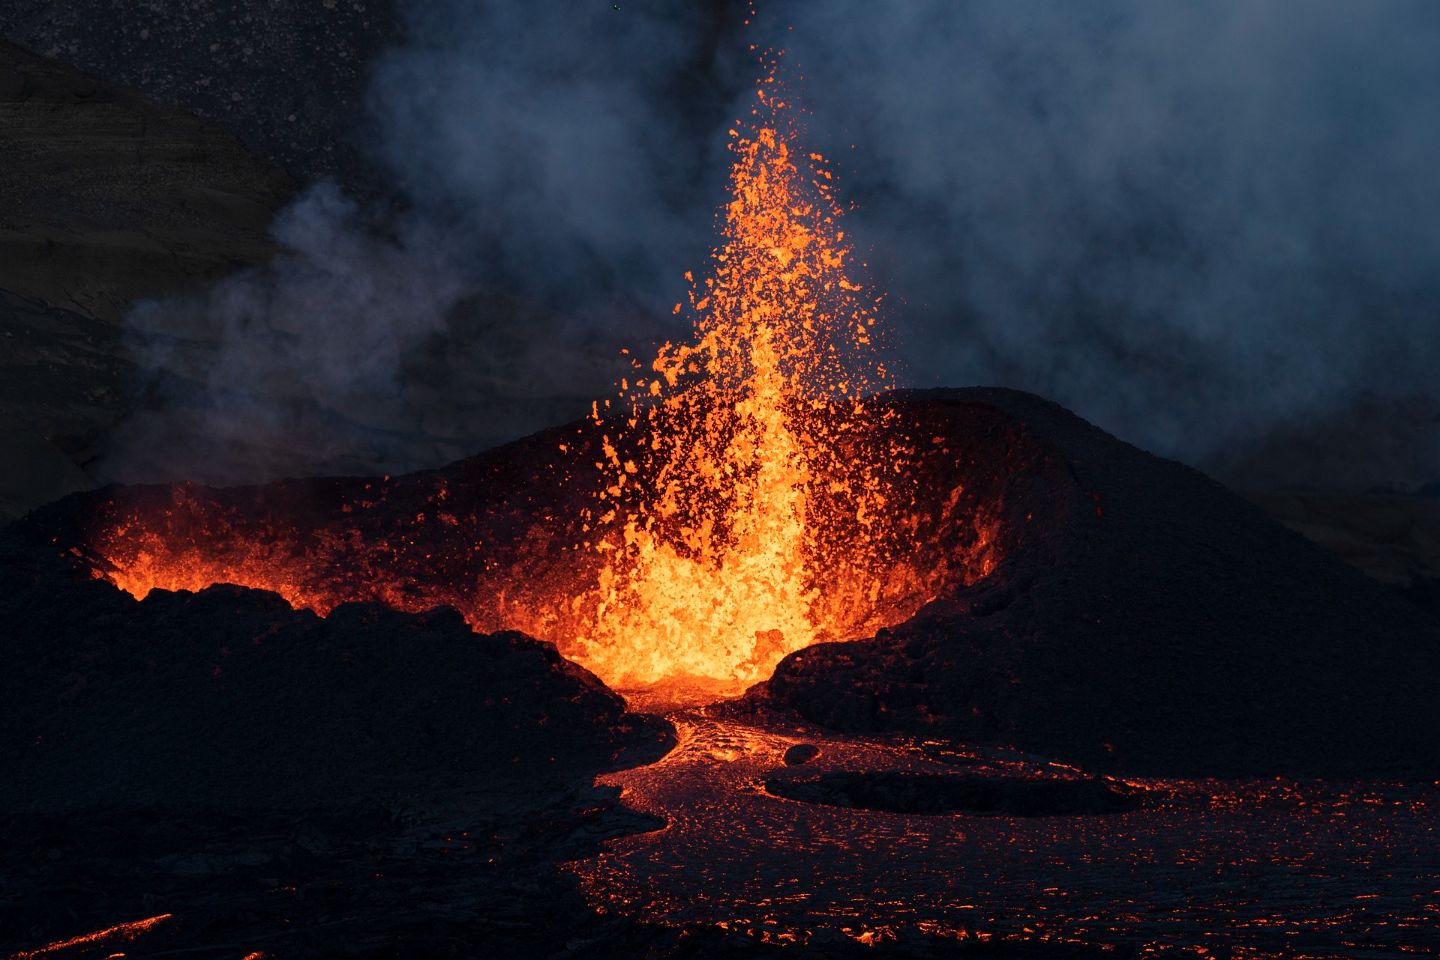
568, 709, 1440, 956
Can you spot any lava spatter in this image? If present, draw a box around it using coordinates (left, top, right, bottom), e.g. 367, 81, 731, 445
576, 57, 922, 692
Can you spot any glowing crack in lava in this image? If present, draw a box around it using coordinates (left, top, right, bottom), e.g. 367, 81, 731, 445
86, 60, 997, 696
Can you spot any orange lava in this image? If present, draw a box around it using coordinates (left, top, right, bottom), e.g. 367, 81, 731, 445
8, 913, 172, 960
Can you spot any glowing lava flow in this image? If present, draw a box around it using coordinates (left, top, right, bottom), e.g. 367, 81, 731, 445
576, 61, 900, 691
7, 913, 173, 960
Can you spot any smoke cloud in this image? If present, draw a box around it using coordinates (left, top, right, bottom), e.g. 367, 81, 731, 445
107, 1, 729, 484
112, 183, 466, 482
764, 1, 1440, 488
111, 1, 1440, 490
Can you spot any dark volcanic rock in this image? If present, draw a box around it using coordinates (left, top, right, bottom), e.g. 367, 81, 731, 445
783, 742, 821, 766
755, 389, 1440, 778
1248, 490, 1440, 597
0, 290, 136, 525
0, 39, 294, 523
0, 539, 669, 813
1406, 577, 1440, 619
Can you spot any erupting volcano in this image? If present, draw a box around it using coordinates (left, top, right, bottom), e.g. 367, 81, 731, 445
9, 7, 1440, 958
16, 49, 1435, 782
83, 60, 995, 699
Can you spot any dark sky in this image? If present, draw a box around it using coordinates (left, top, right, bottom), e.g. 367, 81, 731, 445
127, 1, 1440, 490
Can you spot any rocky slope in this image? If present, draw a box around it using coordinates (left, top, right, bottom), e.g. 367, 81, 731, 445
0, 543, 671, 814
1250, 489, 1440, 616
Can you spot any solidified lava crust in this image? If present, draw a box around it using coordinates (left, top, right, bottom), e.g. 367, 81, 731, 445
0, 554, 673, 813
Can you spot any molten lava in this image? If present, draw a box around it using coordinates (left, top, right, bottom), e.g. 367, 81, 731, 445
86, 60, 998, 697
578, 62, 905, 690
10, 913, 173, 959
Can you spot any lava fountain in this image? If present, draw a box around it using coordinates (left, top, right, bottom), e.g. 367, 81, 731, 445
84, 60, 997, 699
578, 61, 908, 691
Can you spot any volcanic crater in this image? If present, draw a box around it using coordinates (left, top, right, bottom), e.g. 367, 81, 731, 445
6, 386, 1439, 787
